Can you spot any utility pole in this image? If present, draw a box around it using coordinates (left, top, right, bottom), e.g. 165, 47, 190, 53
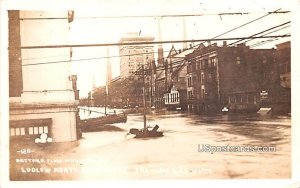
104, 92, 107, 115
142, 65, 147, 133
150, 61, 153, 107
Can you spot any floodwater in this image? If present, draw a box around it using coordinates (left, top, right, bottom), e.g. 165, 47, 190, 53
10, 108, 291, 180
74, 108, 291, 179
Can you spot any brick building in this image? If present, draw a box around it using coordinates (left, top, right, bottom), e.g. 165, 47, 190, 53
186, 42, 279, 113
273, 41, 291, 114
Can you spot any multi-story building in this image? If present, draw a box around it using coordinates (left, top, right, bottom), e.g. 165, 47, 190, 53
186, 42, 279, 113
274, 41, 291, 114
119, 32, 155, 79
276, 41, 291, 88
9, 11, 80, 142
116, 33, 155, 107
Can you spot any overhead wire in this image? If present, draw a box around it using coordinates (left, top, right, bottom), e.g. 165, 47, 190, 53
228, 21, 290, 46
234, 25, 290, 46
20, 35, 290, 67
15, 9, 291, 96
19, 10, 290, 20
19, 8, 290, 68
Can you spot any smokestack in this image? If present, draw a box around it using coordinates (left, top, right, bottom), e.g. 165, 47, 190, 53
157, 17, 164, 65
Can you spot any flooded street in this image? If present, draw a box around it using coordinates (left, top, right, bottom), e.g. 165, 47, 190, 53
9, 109, 291, 180
74, 109, 291, 179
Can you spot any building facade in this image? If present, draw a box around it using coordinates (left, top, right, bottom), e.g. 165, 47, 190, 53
119, 32, 155, 79
273, 41, 291, 114
186, 42, 279, 114
9, 11, 80, 143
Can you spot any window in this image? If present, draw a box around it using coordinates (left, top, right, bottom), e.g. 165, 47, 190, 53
188, 91, 194, 99
264, 72, 271, 79
248, 94, 254, 104
188, 77, 192, 87
197, 75, 201, 84
201, 89, 205, 99
262, 56, 267, 64
236, 57, 241, 65
20, 128, 25, 135
196, 61, 200, 70
208, 73, 212, 81
236, 95, 242, 103
201, 61, 205, 69
187, 64, 191, 73
230, 95, 236, 103
10, 128, 15, 136
201, 73, 205, 84
202, 59, 208, 68
10, 119, 52, 138
10, 126, 49, 137
211, 57, 217, 67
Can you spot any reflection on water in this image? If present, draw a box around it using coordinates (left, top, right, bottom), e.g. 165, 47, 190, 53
75, 110, 291, 179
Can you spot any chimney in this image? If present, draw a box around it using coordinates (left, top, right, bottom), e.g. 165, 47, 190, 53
223, 41, 227, 47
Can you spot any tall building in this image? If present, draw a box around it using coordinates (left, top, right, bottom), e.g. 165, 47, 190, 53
119, 32, 155, 79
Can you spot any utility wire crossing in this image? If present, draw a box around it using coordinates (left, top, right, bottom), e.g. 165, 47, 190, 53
13, 35, 290, 50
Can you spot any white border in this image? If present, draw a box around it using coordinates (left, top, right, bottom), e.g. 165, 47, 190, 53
1, 0, 299, 188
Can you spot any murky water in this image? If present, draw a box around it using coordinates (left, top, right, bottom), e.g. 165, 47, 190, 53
10, 108, 290, 180
75, 109, 291, 179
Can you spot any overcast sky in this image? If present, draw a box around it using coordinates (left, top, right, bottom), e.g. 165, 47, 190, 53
63, 0, 291, 97
1, 0, 292, 97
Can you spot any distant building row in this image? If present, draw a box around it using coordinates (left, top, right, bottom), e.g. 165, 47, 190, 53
104, 32, 290, 114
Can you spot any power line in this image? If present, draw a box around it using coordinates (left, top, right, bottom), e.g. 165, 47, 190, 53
16, 35, 290, 50
191, 8, 285, 49
89, 8, 290, 95
235, 25, 290, 46
130, 9, 290, 75
19, 10, 290, 20
20, 8, 288, 67
22, 49, 177, 66
21, 34, 290, 67
228, 21, 290, 46
249, 33, 290, 48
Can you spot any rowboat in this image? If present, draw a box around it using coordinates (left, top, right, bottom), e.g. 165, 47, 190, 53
80, 113, 127, 132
